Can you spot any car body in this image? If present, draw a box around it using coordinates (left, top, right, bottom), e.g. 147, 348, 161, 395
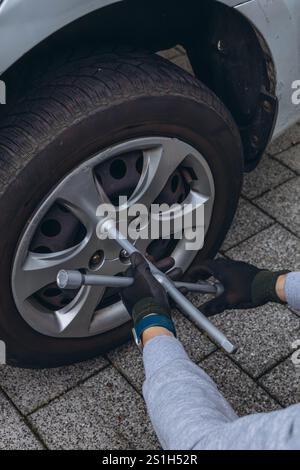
0, 0, 299, 147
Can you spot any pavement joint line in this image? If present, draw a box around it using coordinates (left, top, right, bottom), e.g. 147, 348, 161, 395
254, 207, 300, 241
21, 417, 48, 450
99, 358, 162, 449
289, 306, 300, 319
221, 251, 231, 260
222, 195, 275, 250
287, 307, 300, 322
257, 347, 300, 409
0, 382, 48, 449
26, 361, 110, 417
221, 222, 278, 255
219, 221, 276, 255
252, 346, 300, 382
268, 152, 299, 175
221, 305, 300, 385
252, 174, 299, 202
197, 348, 284, 410
242, 194, 300, 241
105, 352, 145, 397
267, 145, 300, 159
225, 343, 283, 384
107, 328, 218, 397
252, 379, 285, 409
243, 172, 297, 202
222, 352, 284, 408
196, 347, 220, 364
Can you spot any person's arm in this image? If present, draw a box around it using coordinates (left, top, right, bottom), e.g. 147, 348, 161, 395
142, 335, 300, 450
121, 255, 300, 450
284, 272, 300, 311
142, 266, 300, 450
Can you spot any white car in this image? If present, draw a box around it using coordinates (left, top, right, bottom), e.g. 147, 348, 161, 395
0, 0, 299, 367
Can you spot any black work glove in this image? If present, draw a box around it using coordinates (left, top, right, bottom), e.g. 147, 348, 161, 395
188, 258, 289, 316
121, 253, 180, 341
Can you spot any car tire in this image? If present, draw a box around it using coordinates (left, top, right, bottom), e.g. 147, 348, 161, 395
0, 50, 243, 367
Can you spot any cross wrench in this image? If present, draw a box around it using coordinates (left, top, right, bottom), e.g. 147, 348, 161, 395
57, 270, 222, 295
57, 218, 237, 354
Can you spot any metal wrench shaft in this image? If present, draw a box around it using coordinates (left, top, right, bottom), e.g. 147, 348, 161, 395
57, 271, 220, 294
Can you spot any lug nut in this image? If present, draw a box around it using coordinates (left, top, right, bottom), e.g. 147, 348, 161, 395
89, 250, 104, 271
119, 249, 130, 263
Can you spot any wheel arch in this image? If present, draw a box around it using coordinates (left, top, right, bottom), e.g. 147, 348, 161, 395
0, 0, 277, 169
0, 0, 250, 76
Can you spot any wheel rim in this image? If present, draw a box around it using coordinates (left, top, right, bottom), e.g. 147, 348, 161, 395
12, 137, 215, 338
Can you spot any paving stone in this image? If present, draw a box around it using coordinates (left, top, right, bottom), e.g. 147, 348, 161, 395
174, 45, 186, 55
211, 304, 300, 378
221, 198, 273, 251
259, 353, 300, 407
171, 54, 194, 74
159, 48, 193, 74
256, 177, 300, 237
268, 123, 300, 156
227, 224, 300, 271
0, 356, 108, 415
0, 391, 43, 450
108, 342, 145, 393
200, 352, 280, 416
158, 48, 181, 61
173, 310, 216, 361
108, 312, 216, 392
29, 367, 159, 450
242, 154, 294, 199
289, 306, 300, 319
273, 143, 300, 174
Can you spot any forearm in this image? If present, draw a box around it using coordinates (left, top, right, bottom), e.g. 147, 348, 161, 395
142, 336, 300, 450
141, 270, 300, 450
142, 335, 237, 449
285, 272, 300, 310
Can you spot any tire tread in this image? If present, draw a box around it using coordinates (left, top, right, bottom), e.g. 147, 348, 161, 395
0, 51, 242, 197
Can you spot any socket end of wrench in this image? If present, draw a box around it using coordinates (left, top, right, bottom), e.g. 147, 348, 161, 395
57, 270, 83, 290
221, 339, 237, 354
215, 282, 225, 297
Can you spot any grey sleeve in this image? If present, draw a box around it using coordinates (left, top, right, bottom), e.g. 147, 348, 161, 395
142, 336, 300, 450
142, 273, 300, 449
285, 272, 300, 311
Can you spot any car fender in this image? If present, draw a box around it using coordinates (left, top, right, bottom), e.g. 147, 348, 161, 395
236, 0, 300, 136
0, 0, 250, 75
0, 0, 121, 74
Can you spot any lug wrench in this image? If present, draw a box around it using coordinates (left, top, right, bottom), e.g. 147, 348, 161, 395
57, 270, 222, 295
57, 219, 237, 354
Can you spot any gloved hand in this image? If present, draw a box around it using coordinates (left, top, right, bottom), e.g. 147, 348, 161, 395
188, 258, 289, 316
121, 253, 180, 344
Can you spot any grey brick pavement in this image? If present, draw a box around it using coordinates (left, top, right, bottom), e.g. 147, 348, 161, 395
0, 49, 299, 450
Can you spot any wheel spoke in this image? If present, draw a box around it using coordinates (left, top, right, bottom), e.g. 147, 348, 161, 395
55, 285, 105, 336
133, 236, 152, 255
56, 166, 108, 229
149, 189, 208, 238
128, 139, 189, 208
16, 243, 91, 301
